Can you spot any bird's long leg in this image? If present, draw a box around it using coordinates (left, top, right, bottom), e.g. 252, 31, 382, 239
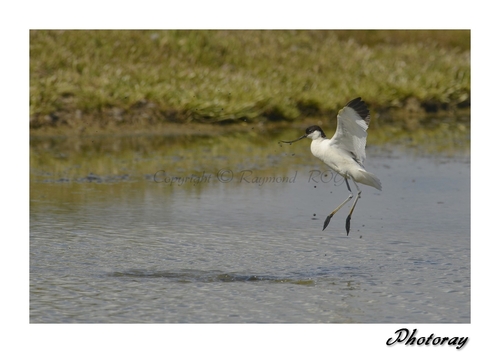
345, 180, 362, 236
323, 178, 353, 231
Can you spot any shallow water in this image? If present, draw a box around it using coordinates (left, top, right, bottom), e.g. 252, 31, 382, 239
30, 129, 470, 323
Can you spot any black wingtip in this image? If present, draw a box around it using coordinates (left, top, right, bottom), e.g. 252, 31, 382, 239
346, 97, 369, 120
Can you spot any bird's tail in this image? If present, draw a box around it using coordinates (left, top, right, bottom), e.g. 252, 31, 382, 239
354, 169, 382, 191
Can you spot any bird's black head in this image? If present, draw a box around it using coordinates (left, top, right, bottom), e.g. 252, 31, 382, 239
305, 125, 326, 138
280, 125, 326, 145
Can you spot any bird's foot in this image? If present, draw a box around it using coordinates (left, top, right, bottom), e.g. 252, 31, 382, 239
323, 214, 333, 231
345, 215, 351, 236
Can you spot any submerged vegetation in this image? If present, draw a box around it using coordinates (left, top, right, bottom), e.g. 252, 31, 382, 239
30, 30, 470, 134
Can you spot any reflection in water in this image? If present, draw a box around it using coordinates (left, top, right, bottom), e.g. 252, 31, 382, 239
30, 122, 469, 183
30, 121, 470, 323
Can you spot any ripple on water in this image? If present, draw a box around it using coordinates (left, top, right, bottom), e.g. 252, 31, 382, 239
108, 269, 320, 286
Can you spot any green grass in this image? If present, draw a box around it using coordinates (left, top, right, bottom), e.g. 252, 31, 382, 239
30, 30, 470, 131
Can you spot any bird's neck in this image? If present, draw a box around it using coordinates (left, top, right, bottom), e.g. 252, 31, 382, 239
310, 138, 327, 158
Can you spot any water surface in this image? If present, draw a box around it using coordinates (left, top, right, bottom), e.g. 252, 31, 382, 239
30, 127, 470, 323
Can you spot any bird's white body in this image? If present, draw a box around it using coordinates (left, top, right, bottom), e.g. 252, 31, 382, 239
306, 98, 381, 191
310, 135, 382, 191
280, 97, 381, 234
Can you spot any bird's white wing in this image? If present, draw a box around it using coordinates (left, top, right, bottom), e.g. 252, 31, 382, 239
330, 97, 371, 166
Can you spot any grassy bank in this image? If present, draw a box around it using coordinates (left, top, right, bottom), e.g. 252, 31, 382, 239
30, 30, 470, 133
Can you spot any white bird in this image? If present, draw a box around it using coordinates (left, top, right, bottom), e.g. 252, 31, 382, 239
280, 97, 381, 235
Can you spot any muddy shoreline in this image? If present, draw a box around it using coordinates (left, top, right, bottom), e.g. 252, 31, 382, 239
30, 104, 470, 137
